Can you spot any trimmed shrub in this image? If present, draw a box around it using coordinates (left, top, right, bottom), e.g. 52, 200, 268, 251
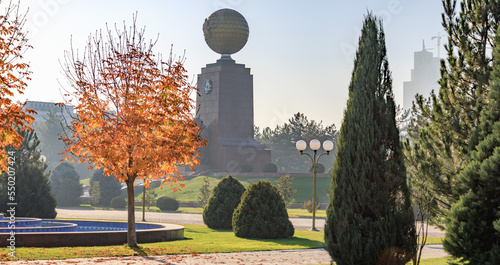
203, 175, 245, 229
232, 180, 294, 239
327, 167, 333, 175
262, 163, 278, 173
239, 163, 253, 172
110, 197, 126, 209
157, 196, 179, 211
308, 163, 325, 173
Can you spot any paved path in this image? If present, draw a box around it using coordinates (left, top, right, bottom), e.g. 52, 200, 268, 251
2, 208, 448, 265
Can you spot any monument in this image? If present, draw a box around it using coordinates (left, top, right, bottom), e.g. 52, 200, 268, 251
196, 9, 271, 172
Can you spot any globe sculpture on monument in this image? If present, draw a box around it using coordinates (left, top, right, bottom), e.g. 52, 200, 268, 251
196, 9, 271, 172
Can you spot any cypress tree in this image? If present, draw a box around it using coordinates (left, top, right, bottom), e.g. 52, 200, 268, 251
0, 129, 57, 218
324, 14, 416, 265
406, 0, 500, 218
442, 25, 500, 265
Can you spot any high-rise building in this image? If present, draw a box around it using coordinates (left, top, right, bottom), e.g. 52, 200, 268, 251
403, 41, 440, 110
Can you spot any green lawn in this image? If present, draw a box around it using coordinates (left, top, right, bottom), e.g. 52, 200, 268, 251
0, 224, 324, 261
130, 175, 332, 203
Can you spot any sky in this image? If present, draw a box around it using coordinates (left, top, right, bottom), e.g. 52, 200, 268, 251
14, 0, 444, 130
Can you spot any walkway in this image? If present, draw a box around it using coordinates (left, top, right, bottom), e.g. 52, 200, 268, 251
2, 208, 448, 265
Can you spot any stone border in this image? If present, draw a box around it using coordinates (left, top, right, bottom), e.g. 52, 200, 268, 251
0, 220, 184, 247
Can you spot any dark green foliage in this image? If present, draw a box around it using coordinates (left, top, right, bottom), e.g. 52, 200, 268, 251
89, 168, 122, 207
203, 175, 245, 229
232, 180, 294, 239
197, 176, 211, 208
308, 163, 325, 173
443, 25, 500, 265
324, 14, 416, 265
157, 196, 179, 211
90, 181, 101, 206
405, 0, 500, 219
275, 174, 296, 207
110, 197, 126, 209
239, 163, 253, 172
0, 129, 56, 218
255, 113, 338, 173
262, 163, 278, 173
49, 162, 83, 207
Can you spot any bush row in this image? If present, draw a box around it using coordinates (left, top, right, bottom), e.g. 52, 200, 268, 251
202, 175, 294, 239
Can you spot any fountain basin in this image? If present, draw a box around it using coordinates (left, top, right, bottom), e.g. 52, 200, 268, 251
0, 219, 184, 247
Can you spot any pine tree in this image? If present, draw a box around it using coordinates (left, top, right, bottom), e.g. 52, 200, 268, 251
0, 129, 56, 218
49, 162, 82, 207
406, 0, 500, 218
442, 25, 500, 265
89, 168, 122, 207
324, 14, 416, 265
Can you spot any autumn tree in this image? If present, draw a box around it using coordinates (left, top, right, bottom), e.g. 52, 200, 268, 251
0, 0, 35, 172
60, 18, 205, 247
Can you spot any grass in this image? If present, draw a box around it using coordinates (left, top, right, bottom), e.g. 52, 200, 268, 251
131, 175, 332, 203
0, 224, 324, 261
80, 177, 90, 186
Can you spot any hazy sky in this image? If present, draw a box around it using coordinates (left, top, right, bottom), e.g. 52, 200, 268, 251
16, 0, 443, 129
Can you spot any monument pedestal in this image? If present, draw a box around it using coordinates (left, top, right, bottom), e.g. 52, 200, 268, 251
197, 58, 271, 172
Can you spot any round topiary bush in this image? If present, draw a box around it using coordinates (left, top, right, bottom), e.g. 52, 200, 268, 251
239, 163, 253, 172
262, 163, 278, 173
203, 175, 245, 229
157, 196, 179, 211
110, 197, 126, 209
232, 180, 294, 239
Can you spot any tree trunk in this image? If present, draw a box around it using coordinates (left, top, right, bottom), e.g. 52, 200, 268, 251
126, 177, 137, 247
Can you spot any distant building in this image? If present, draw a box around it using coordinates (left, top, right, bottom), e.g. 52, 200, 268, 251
403, 41, 441, 110
24, 101, 74, 125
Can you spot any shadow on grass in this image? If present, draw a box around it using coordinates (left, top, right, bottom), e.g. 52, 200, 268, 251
248, 236, 324, 248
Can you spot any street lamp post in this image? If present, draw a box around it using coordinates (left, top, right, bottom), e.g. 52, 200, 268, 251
296, 139, 334, 231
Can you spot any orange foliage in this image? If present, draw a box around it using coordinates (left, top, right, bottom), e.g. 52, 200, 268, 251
0, 1, 35, 172
60, 20, 206, 190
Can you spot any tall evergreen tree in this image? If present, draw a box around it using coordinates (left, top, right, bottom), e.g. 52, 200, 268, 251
0, 129, 56, 218
406, 0, 500, 218
324, 15, 416, 265
442, 25, 500, 265
49, 162, 82, 206
36, 109, 93, 179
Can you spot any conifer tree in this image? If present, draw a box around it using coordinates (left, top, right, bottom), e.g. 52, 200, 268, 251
406, 0, 500, 218
49, 162, 82, 207
442, 25, 500, 265
0, 129, 56, 218
324, 14, 416, 265
89, 168, 122, 207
